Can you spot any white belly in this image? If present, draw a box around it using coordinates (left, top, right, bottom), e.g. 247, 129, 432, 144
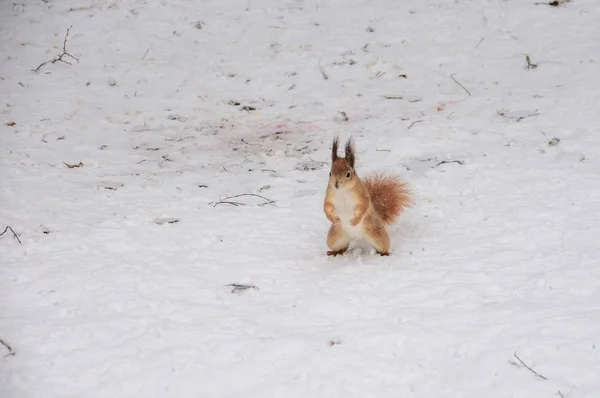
333, 189, 365, 239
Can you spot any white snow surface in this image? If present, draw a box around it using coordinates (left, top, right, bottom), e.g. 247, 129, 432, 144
2, 0, 600, 397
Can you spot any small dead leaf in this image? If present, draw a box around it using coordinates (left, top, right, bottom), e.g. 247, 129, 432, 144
63, 162, 83, 169
18, 82, 25, 87
63, 161, 84, 168
6, 122, 16, 126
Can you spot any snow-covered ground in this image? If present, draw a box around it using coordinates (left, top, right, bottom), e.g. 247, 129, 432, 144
2, 0, 600, 396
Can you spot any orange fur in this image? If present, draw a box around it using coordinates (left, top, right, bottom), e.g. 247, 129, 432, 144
363, 173, 414, 225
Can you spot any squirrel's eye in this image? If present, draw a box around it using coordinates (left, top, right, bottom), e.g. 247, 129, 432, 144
329, 172, 331, 177
346, 172, 351, 178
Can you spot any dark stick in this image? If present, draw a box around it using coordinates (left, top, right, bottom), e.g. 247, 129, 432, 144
210, 193, 275, 207
434, 160, 465, 168
318, 58, 329, 80
0, 337, 15, 357
0, 226, 22, 244
212, 201, 245, 207
513, 352, 548, 380
450, 74, 471, 96
408, 120, 424, 130
475, 37, 484, 48
225, 283, 258, 293
33, 26, 79, 72
223, 193, 273, 202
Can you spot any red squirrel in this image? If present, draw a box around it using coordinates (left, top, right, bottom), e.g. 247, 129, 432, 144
323, 136, 413, 256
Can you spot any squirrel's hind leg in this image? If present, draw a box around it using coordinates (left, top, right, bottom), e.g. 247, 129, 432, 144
364, 217, 391, 256
327, 223, 350, 256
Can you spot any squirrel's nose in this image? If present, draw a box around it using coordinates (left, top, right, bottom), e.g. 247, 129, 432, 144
335, 181, 339, 189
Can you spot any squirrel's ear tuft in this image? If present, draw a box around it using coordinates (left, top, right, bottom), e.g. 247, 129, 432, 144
345, 137, 355, 168
331, 135, 339, 162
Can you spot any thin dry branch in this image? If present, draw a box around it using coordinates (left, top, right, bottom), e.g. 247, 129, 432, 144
535, 0, 571, 6
434, 160, 465, 168
225, 283, 258, 293
0, 226, 22, 244
511, 352, 548, 380
0, 337, 15, 357
33, 26, 79, 72
450, 74, 471, 96
318, 57, 329, 80
210, 193, 275, 207
408, 120, 424, 130
525, 54, 538, 69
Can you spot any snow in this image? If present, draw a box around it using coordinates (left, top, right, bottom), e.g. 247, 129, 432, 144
2, 0, 600, 397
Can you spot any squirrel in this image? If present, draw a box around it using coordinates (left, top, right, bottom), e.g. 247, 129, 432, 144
323, 136, 413, 256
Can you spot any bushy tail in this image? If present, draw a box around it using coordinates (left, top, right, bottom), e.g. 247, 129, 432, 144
363, 173, 414, 224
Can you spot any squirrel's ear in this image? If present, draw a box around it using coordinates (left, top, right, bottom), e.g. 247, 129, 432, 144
331, 135, 339, 162
345, 137, 355, 168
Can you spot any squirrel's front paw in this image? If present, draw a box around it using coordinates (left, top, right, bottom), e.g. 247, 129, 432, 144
349, 216, 361, 226
328, 216, 341, 224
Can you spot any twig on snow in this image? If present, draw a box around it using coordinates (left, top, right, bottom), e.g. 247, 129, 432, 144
535, 0, 571, 6
434, 160, 465, 168
0, 226, 22, 244
318, 57, 329, 80
225, 283, 258, 293
32, 26, 79, 72
408, 120, 424, 130
525, 54, 538, 69
0, 337, 15, 357
241, 138, 260, 146
475, 37, 484, 48
141, 48, 149, 60
210, 193, 275, 207
511, 352, 548, 380
450, 74, 471, 96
